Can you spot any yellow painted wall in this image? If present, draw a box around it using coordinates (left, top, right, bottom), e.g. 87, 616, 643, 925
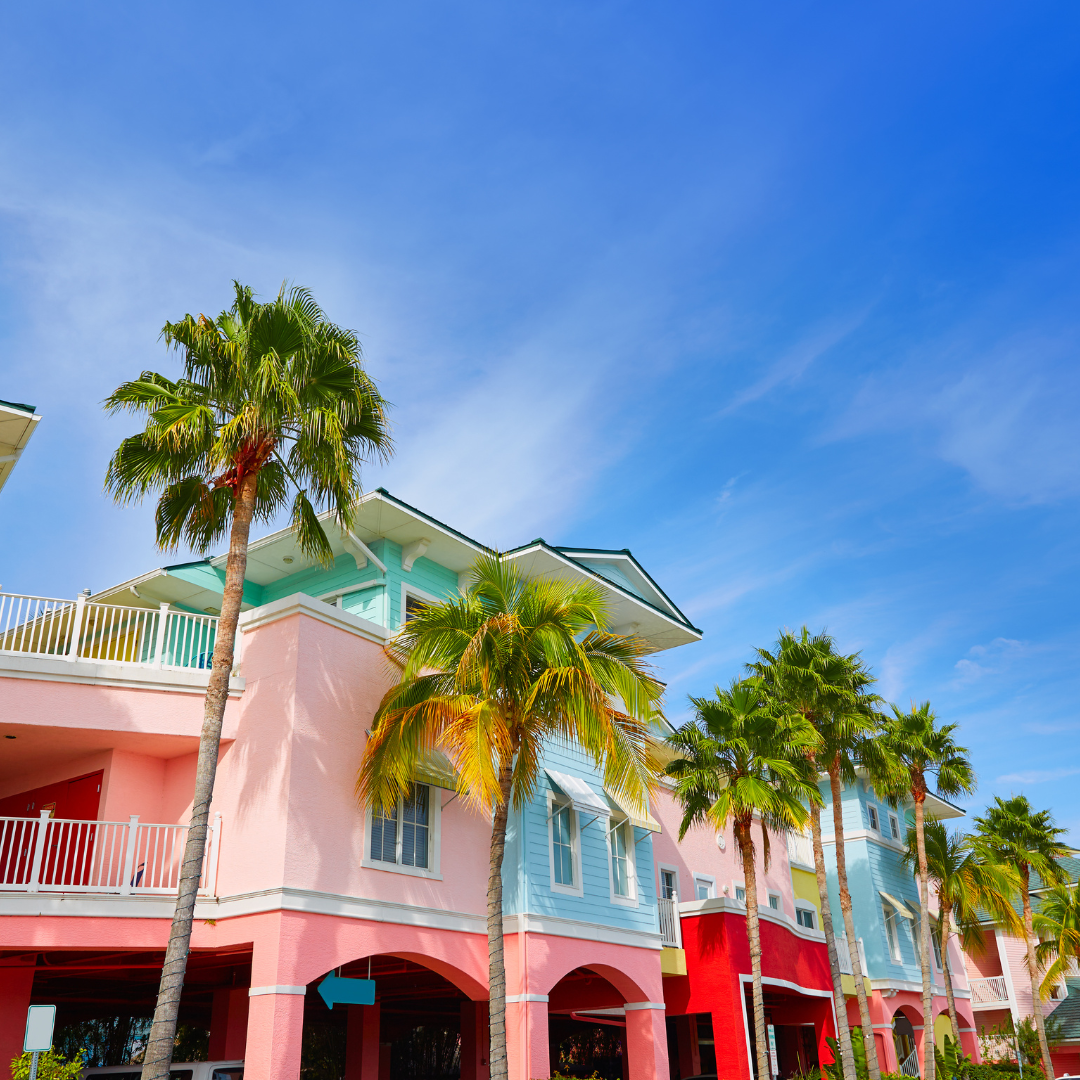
792, 867, 821, 916
935, 1012, 954, 1050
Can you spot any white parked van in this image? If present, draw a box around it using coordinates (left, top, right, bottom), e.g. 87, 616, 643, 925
81, 1063, 243, 1080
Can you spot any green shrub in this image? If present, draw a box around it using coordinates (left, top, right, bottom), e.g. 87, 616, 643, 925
10, 1048, 86, 1080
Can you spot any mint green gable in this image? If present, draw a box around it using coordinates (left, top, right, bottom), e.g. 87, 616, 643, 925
165, 561, 265, 610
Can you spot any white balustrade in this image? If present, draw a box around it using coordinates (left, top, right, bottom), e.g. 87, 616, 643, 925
0, 813, 220, 897
899, 1048, 920, 1077
787, 830, 815, 869
969, 975, 1010, 1006
0, 592, 225, 673
658, 894, 683, 947
835, 931, 853, 974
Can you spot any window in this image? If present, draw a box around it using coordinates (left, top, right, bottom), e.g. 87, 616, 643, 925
735, 885, 746, 904
369, 784, 432, 870
932, 930, 944, 971
694, 875, 715, 900
552, 803, 576, 887
659, 868, 678, 900
796, 906, 817, 929
867, 805, 879, 831
768, 893, 781, 911
889, 813, 901, 840
884, 903, 902, 962
609, 818, 636, 901
404, 594, 428, 622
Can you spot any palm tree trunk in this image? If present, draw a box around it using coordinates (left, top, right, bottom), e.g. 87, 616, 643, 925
938, 907, 960, 1043
914, 794, 936, 1080
141, 469, 258, 1080
811, 801, 857, 1080
1021, 866, 1055, 1078
829, 765, 881, 1080
737, 819, 772, 1080
487, 763, 514, 1080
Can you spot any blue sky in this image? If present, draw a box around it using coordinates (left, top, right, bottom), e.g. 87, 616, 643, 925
2, 2, 1079, 836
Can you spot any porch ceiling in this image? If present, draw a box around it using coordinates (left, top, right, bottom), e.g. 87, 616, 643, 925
0, 723, 203, 787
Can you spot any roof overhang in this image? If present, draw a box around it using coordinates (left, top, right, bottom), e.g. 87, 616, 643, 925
502, 543, 702, 653
0, 400, 40, 494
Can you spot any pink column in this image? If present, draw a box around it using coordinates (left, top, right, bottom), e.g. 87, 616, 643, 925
461, 1000, 490, 1080
345, 1001, 381, 1080
625, 1005, 668, 1080
0, 960, 35, 1070
245, 990, 306, 1080
209, 988, 250, 1060
875, 1027, 897, 1074
506, 1000, 549, 1080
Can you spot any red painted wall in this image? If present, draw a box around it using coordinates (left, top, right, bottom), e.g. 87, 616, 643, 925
0, 770, 103, 819
663, 910, 836, 1080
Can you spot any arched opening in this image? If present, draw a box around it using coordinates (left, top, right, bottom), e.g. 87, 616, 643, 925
547, 967, 632, 1080
892, 1009, 921, 1078
301, 954, 487, 1080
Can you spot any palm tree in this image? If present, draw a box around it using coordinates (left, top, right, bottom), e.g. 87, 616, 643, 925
1035, 882, 1080, 1000
975, 795, 1070, 1079
901, 819, 1021, 1042
750, 629, 874, 1080
105, 282, 391, 1080
357, 555, 664, 1080
666, 678, 819, 1080
872, 703, 975, 1080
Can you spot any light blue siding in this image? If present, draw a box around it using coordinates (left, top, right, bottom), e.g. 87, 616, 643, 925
502, 738, 658, 934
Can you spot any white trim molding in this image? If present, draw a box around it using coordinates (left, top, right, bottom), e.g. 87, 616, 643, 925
506, 994, 549, 1004
249, 985, 306, 996
624, 1002, 666, 1011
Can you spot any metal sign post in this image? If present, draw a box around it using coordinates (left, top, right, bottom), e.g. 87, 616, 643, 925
24, 1005, 56, 1080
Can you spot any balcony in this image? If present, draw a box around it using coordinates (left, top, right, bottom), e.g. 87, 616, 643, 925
0, 591, 242, 693
0, 812, 220, 897
658, 895, 682, 947
787, 831, 815, 869
970, 975, 1010, 1008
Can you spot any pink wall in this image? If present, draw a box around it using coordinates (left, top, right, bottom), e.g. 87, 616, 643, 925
650, 786, 797, 918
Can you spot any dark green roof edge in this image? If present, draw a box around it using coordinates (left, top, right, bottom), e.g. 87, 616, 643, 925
162, 558, 213, 571
501, 537, 703, 636
0, 398, 36, 414
374, 488, 494, 554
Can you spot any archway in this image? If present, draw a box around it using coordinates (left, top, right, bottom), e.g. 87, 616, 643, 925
892, 1008, 921, 1078
547, 967, 632, 1080
301, 953, 489, 1080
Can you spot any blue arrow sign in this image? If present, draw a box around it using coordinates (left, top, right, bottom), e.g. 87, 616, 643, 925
318, 974, 376, 1008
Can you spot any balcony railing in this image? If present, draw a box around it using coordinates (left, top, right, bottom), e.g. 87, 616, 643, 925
787, 831, 815, 869
0, 812, 220, 896
0, 592, 224, 671
658, 895, 682, 947
970, 975, 1010, 1007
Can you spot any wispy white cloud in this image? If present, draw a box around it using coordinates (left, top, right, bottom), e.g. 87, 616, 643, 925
995, 766, 1080, 786
951, 637, 1028, 685
719, 312, 869, 416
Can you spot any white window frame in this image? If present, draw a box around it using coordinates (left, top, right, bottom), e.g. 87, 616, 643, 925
794, 902, 817, 930
693, 874, 716, 900
734, 883, 747, 905
547, 793, 584, 897
767, 892, 782, 912
932, 929, 944, 971
658, 864, 681, 902
399, 583, 442, 630
362, 783, 442, 879
883, 902, 902, 962
867, 805, 880, 832
888, 813, 901, 841
606, 816, 639, 906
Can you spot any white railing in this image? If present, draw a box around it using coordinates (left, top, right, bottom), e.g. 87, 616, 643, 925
899, 1048, 920, 1077
787, 831, 815, 869
0, 593, 224, 672
0, 812, 220, 896
659, 895, 682, 947
837, 932, 853, 974
970, 975, 1010, 1006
